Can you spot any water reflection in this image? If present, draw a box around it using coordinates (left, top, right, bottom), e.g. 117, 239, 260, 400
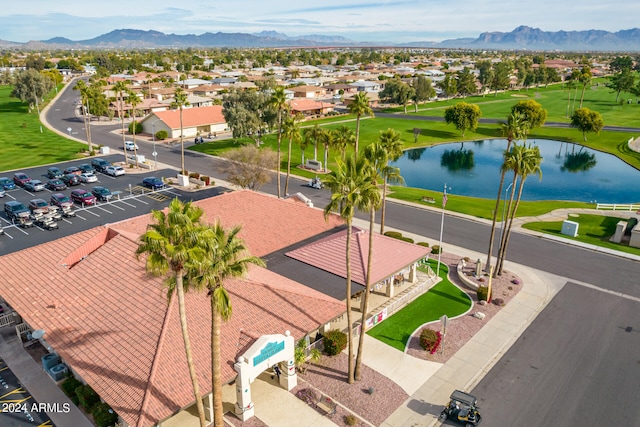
561, 145, 597, 173
440, 147, 475, 171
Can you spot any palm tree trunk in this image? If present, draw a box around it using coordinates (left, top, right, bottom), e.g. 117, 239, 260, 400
276, 111, 282, 198
176, 273, 207, 427
324, 145, 329, 172
180, 108, 185, 174
285, 137, 292, 196
354, 116, 361, 159
580, 84, 587, 108
495, 174, 518, 276
497, 178, 526, 276
485, 139, 513, 273
345, 219, 355, 384
379, 176, 388, 235
132, 110, 139, 167
355, 207, 375, 381
212, 291, 223, 427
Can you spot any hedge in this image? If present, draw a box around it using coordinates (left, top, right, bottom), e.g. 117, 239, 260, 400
323, 329, 347, 356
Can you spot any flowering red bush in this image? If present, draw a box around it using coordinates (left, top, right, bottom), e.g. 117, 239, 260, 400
419, 328, 442, 354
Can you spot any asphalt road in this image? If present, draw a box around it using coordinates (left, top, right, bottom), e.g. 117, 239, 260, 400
40, 78, 640, 425
472, 282, 640, 427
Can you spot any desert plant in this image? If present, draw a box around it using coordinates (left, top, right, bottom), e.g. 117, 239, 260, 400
419, 327, 442, 354
477, 285, 489, 301
345, 414, 358, 426
92, 402, 118, 427
323, 329, 347, 356
294, 338, 321, 374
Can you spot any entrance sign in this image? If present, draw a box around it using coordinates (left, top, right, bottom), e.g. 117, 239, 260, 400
253, 341, 285, 366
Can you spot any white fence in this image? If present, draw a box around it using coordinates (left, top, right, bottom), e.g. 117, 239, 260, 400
596, 203, 640, 211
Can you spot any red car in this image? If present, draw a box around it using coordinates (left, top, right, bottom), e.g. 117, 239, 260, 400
70, 189, 96, 205
13, 172, 31, 187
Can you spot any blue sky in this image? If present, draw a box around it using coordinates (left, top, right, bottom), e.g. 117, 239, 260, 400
1, 0, 639, 43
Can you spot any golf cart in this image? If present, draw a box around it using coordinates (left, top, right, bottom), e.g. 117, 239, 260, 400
439, 390, 482, 426
307, 176, 324, 189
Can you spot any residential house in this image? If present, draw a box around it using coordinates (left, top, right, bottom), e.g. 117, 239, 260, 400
140, 105, 227, 138
287, 99, 334, 116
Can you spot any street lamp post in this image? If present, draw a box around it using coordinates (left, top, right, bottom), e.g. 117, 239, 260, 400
151, 119, 161, 170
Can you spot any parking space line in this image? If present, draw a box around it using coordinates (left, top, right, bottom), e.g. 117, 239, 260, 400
115, 199, 137, 208
80, 208, 100, 217
95, 205, 112, 214
107, 202, 125, 211
75, 214, 87, 221
62, 218, 73, 224
1, 230, 14, 239
134, 197, 149, 205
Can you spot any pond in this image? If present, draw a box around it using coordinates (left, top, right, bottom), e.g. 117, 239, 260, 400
392, 139, 640, 203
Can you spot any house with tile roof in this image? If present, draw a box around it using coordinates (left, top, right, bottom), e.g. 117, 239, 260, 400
139, 105, 227, 139
287, 99, 334, 116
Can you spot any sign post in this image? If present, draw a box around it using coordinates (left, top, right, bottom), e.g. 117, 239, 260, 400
440, 315, 448, 354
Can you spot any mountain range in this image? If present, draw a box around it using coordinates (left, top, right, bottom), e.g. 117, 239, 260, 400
1, 26, 640, 51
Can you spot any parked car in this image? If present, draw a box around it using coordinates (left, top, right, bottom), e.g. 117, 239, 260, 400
28, 198, 51, 214
45, 179, 67, 191
13, 172, 31, 187
61, 174, 81, 186
0, 177, 16, 190
142, 177, 164, 190
91, 158, 111, 172
46, 167, 64, 179
4, 201, 33, 227
0, 188, 5, 198
64, 166, 81, 176
91, 186, 112, 202
70, 189, 96, 206
50, 193, 73, 209
79, 173, 98, 183
24, 179, 45, 192
78, 163, 95, 174
125, 141, 138, 151
104, 166, 125, 177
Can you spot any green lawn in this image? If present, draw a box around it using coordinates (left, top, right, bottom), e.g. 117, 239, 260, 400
522, 214, 640, 257
366, 262, 472, 351
0, 85, 87, 172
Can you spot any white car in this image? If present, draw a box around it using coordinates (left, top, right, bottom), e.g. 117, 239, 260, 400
124, 141, 138, 151
104, 166, 126, 177
79, 173, 98, 183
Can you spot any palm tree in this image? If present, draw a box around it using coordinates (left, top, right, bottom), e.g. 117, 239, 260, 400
321, 129, 334, 172
577, 66, 592, 109
303, 124, 327, 163
331, 125, 355, 162
135, 198, 212, 427
281, 114, 302, 196
485, 112, 528, 274
376, 128, 404, 235
112, 80, 130, 158
323, 154, 375, 384
348, 92, 374, 159
270, 86, 288, 198
354, 143, 387, 381
495, 145, 542, 276
126, 89, 142, 167
191, 223, 264, 427
73, 79, 93, 152
172, 87, 190, 174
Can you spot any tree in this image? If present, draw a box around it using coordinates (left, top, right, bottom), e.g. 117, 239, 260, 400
476, 60, 494, 93
609, 56, 633, 73
577, 65, 592, 108
112, 80, 130, 160
443, 102, 481, 137
219, 145, 277, 190
323, 154, 376, 384
412, 75, 435, 112
331, 125, 355, 161
190, 223, 264, 427
127, 89, 142, 167
303, 124, 327, 163
495, 145, 542, 276
348, 92, 374, 158
11, 69, 54, 112
485, 112, 528, 274
73, 79, 94, 152
510, 100, 547, 135
281, 114, 302, 196
135, 198, 213, 427
379, 78, 414, 113
490, 61, 513, 96
455, 67, 477, 97
270, 86, 288, 198
606, 68, 635, 102
437, 73, 457, 99
570, 108, 604, 141
222, 88, 267, 146
376, 128, 404, 235
171, 87, 190, 174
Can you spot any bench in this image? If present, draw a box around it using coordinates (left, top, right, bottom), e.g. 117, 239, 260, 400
421, 196, 436, 204
316, 396, 336, 415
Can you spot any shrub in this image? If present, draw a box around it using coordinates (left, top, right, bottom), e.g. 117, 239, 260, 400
89, 150, 96, 156
400, 236, 414, 244
92, 402, 118, 427
345, 414, 358, 426
492, 298, 505, 306
477, 286, 489, 301
323, 329, 347, 356
431, 245, 442, 254
383, 231, 403, 239
463, 256, 470, 262
128, 121, 143, 135
200, 175, 210, 185
625, 218, 638, 236
419, 328, 442, 354
417, 242, 429, 247
188, 172, 200, 179
155, 130, 168, 140
75, 384, 100, 411
61, 376, 82, 404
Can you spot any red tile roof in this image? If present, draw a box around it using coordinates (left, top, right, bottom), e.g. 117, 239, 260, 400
151, 105, 225, 130
288, 99, 332, 112
286, 226, 431, 285
0, 190, 345, 427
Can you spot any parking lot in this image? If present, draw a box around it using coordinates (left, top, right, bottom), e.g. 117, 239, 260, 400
0, 155, 225, 256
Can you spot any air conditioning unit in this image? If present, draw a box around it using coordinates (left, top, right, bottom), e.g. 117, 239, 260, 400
41, 353, 60, 370
48, 364, 68, 381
